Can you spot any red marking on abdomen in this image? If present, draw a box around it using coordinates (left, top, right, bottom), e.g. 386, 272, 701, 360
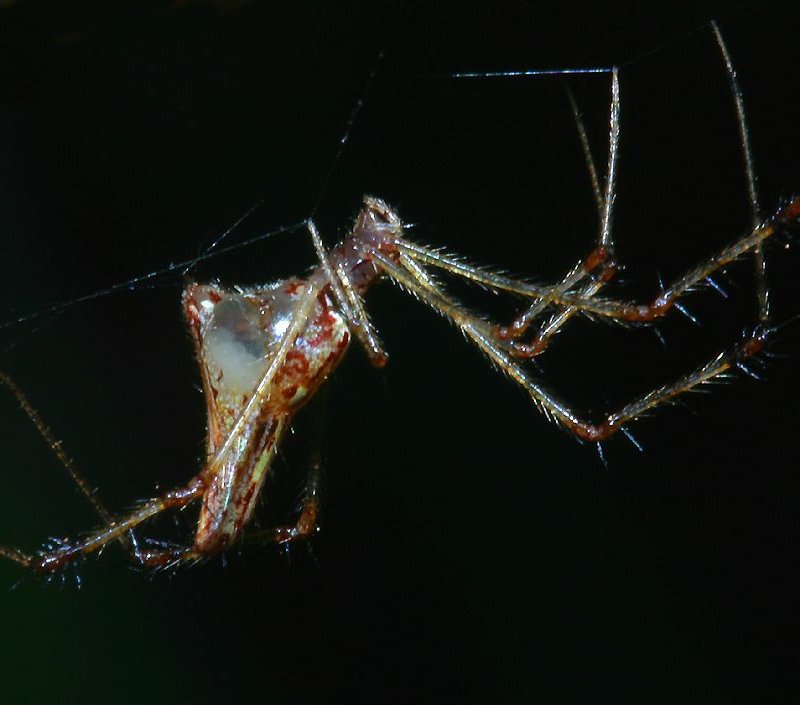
307, 309, 338, 347
285, 349, 310, 373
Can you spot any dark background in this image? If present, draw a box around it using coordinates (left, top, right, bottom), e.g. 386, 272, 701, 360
1, 1, 799, 703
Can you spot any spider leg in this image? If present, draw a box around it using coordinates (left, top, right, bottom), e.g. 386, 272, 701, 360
0, 371, 113, 523
244, 451, 323, 547
564, 82, 604, 217
395, 22, 800, 327
507, 22, 768, 346
0, 477, 206, 573
0, 545, 33, 567
308, 220, 388, 367
244, 381, 330, 550
396, 198, 798, 324
125, 542, 204, 570
496, 69, 621, 356
373, 248, 772, 444
0, 369, 142, 556
711, 21, 768, 325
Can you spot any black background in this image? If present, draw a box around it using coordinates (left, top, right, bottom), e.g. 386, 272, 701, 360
1, 1, 799, 703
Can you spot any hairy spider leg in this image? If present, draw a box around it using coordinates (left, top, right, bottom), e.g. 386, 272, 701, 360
494, 67, 622, 356
320, 58, 797, 430
711, 21, 768, 325
308, 220, 388, 367
243, 446, 324, 547
259, 391, 329, 547
369, 242, 784, 444
395, 195, 797, 325
491, 23, 770, 352
0, 371, 115, 525
0, 479, 206, 571
0, 370, 145, 561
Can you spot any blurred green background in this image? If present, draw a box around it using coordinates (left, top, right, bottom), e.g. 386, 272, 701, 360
1, 1, 799, 703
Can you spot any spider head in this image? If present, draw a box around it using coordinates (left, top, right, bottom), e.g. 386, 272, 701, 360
352, 195, 404, 252
328, 196, 404, 295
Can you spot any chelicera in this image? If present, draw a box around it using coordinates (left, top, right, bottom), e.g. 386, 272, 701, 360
0, 25, 798, 574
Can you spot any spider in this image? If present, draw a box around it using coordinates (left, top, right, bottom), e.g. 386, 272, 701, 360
0, 23, 798, 574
